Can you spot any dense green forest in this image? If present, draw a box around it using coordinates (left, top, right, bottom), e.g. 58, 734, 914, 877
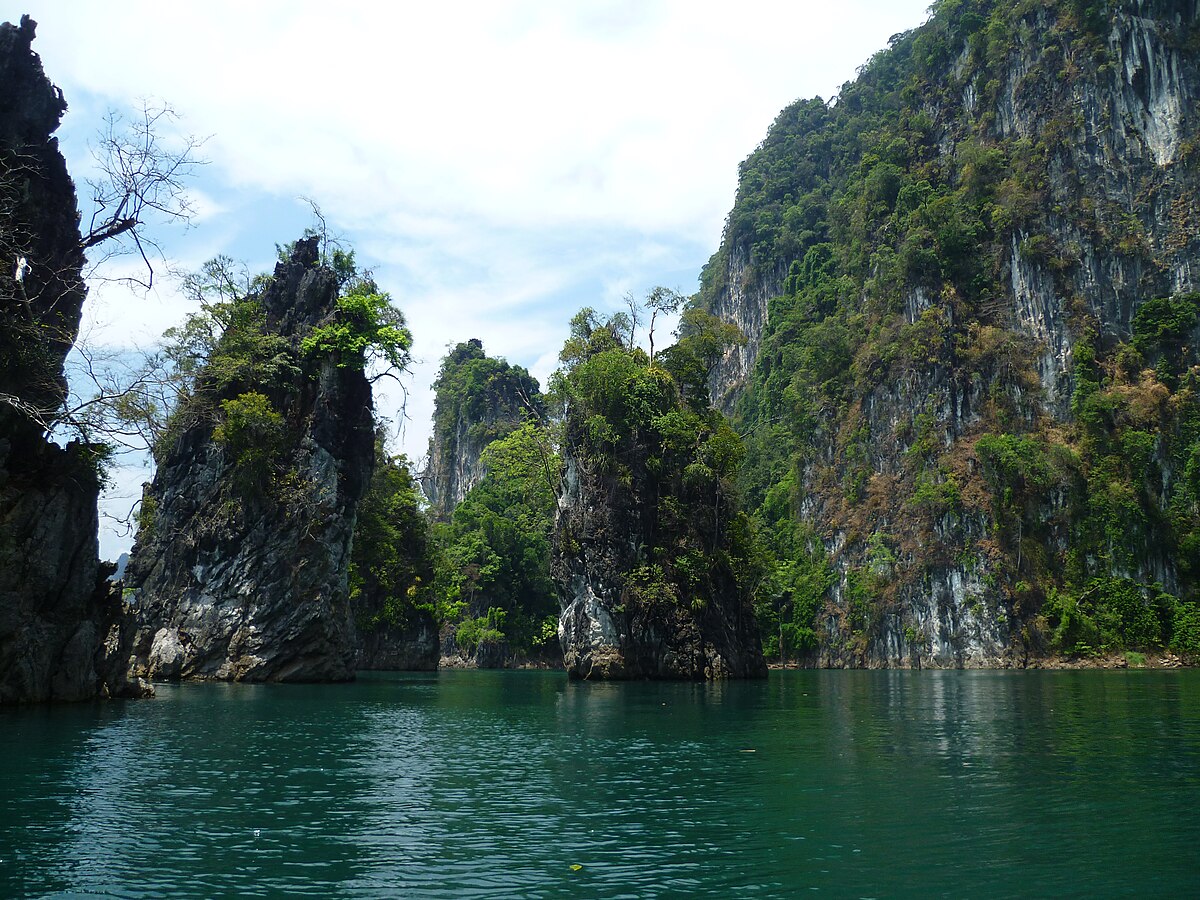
430, 418, 561, 661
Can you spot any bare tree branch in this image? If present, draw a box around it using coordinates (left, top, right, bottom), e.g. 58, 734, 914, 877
79, 101, 208, 290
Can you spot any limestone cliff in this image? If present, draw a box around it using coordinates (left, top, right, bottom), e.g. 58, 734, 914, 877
421, 339, 541, 519
551, 323, 767, 679
354, 617, 438, 670
0, 17, 140, 702
554, 447, 768, 680
697, 0, 1200, 667
125, 237, 376, 682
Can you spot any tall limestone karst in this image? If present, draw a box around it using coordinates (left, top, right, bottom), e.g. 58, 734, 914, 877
421, 338, 542, 519
422, 339, 559, 666
0, 17, 137, 702
696, 0, 1200, 667
551, 312, 767, 679
124, 237, 380, 682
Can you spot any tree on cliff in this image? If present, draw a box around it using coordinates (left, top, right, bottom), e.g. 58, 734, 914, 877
79, 101, 206, 289
1, 90, 203, 453
89, 238, 412, 473
430, 419, 561, 659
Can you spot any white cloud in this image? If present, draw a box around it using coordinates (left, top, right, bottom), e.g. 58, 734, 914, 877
29, 1, 930, 238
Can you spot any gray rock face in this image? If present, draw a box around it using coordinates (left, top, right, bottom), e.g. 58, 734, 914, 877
0, 442, 144, 701
0, 17, 144, 703
553, 449, 767, 681
124, 238, 376, 682
702, 244, 786, 412
355, 612, 438, 671
422, 405, 487, 518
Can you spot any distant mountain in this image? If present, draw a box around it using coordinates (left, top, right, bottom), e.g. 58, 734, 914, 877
421, 338, 543, 520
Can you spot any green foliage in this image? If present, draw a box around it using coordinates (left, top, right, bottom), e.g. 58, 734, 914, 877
754, 517, 834, 662
975, 434, 1064, 500
1171, 600, 1200, 657
1059, 318, 1200, 606
909, 468, 961, 515
350, 438, 433, 632
300, 281, 412, 373
454, 608, 508, 655
70, 441, 116, 490
1041, 579, 1184, 655
212, 391, 286, 497
625, 564, 679, 608
1131, 293, 1200, 384
135, 494, 158, 542
204, 301, 299, 393
430, 421, 560, 655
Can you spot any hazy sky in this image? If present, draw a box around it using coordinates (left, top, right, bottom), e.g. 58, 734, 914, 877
7, 0, 932, 557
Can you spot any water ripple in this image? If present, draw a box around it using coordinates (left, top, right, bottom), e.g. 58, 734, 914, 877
2, 670, 1199, 897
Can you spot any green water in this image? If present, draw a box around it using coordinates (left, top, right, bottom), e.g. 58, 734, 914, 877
2, 669, 1198, 898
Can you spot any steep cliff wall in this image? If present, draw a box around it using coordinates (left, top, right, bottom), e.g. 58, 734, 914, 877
125, 238, 376, 682
554, 451, 767, 679
421, 339, 542, 519
0, 17, 140, 702
697, 0, 1200, 667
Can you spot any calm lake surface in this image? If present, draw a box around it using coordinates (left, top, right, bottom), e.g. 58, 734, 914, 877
3, 669, 1198, 898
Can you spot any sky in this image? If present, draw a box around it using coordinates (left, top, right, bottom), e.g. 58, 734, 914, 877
6, 0, 932, 558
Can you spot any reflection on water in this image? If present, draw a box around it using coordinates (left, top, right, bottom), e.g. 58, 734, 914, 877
2, 670, 1198, 898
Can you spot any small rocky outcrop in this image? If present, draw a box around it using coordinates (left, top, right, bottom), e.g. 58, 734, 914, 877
554, 454, 767, 680
124, 238, 375, 682
355, 615, 438, 670
421, 339, 541, 519
437, 622, 562, 670
0, 17, 144, 702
